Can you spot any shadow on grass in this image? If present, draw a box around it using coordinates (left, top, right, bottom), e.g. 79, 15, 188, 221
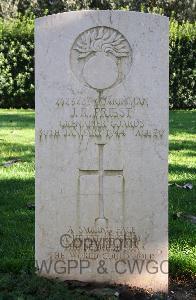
0, 178, 35, 273
0, 177, 34, 206
184, 152, 196, 157
0, 141, 34, 162
0, 271, 95, 299
0, 113, 34, 129
169, 110, 196, 136
169, 140, 196, 152
169, 163, 196, 176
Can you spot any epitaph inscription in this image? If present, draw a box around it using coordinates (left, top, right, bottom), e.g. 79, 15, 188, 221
35, 11, 168, 292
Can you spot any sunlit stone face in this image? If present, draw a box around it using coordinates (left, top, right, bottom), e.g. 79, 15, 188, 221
35, 11, 169, 292
83, 52, 118, 90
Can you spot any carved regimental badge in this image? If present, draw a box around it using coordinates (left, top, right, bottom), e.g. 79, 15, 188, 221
70, 26, 132, 90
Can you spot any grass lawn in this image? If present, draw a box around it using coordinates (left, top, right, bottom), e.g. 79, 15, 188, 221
169, 110, 196, 276
0, 109, 195, 298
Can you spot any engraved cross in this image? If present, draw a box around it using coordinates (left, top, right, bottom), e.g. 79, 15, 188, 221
79, 144, 123, 226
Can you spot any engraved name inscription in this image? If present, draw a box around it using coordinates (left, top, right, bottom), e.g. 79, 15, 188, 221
37, 95, 164, 141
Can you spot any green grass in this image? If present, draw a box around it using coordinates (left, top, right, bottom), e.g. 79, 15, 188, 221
0, 109, 195, 298
0, 271, 95, 300
169, 110, 196, 276
0, 109, 34, 273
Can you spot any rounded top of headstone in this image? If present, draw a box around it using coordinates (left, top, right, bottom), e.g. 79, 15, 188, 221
35, 10, 169, 24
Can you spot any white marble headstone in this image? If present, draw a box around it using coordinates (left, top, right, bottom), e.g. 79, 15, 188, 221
35, 11, 169, 292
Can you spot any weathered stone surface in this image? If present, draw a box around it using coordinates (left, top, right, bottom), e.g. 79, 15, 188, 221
35, 10, 169, 292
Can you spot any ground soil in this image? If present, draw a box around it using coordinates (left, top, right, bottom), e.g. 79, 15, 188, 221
64, 276, 196, 299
